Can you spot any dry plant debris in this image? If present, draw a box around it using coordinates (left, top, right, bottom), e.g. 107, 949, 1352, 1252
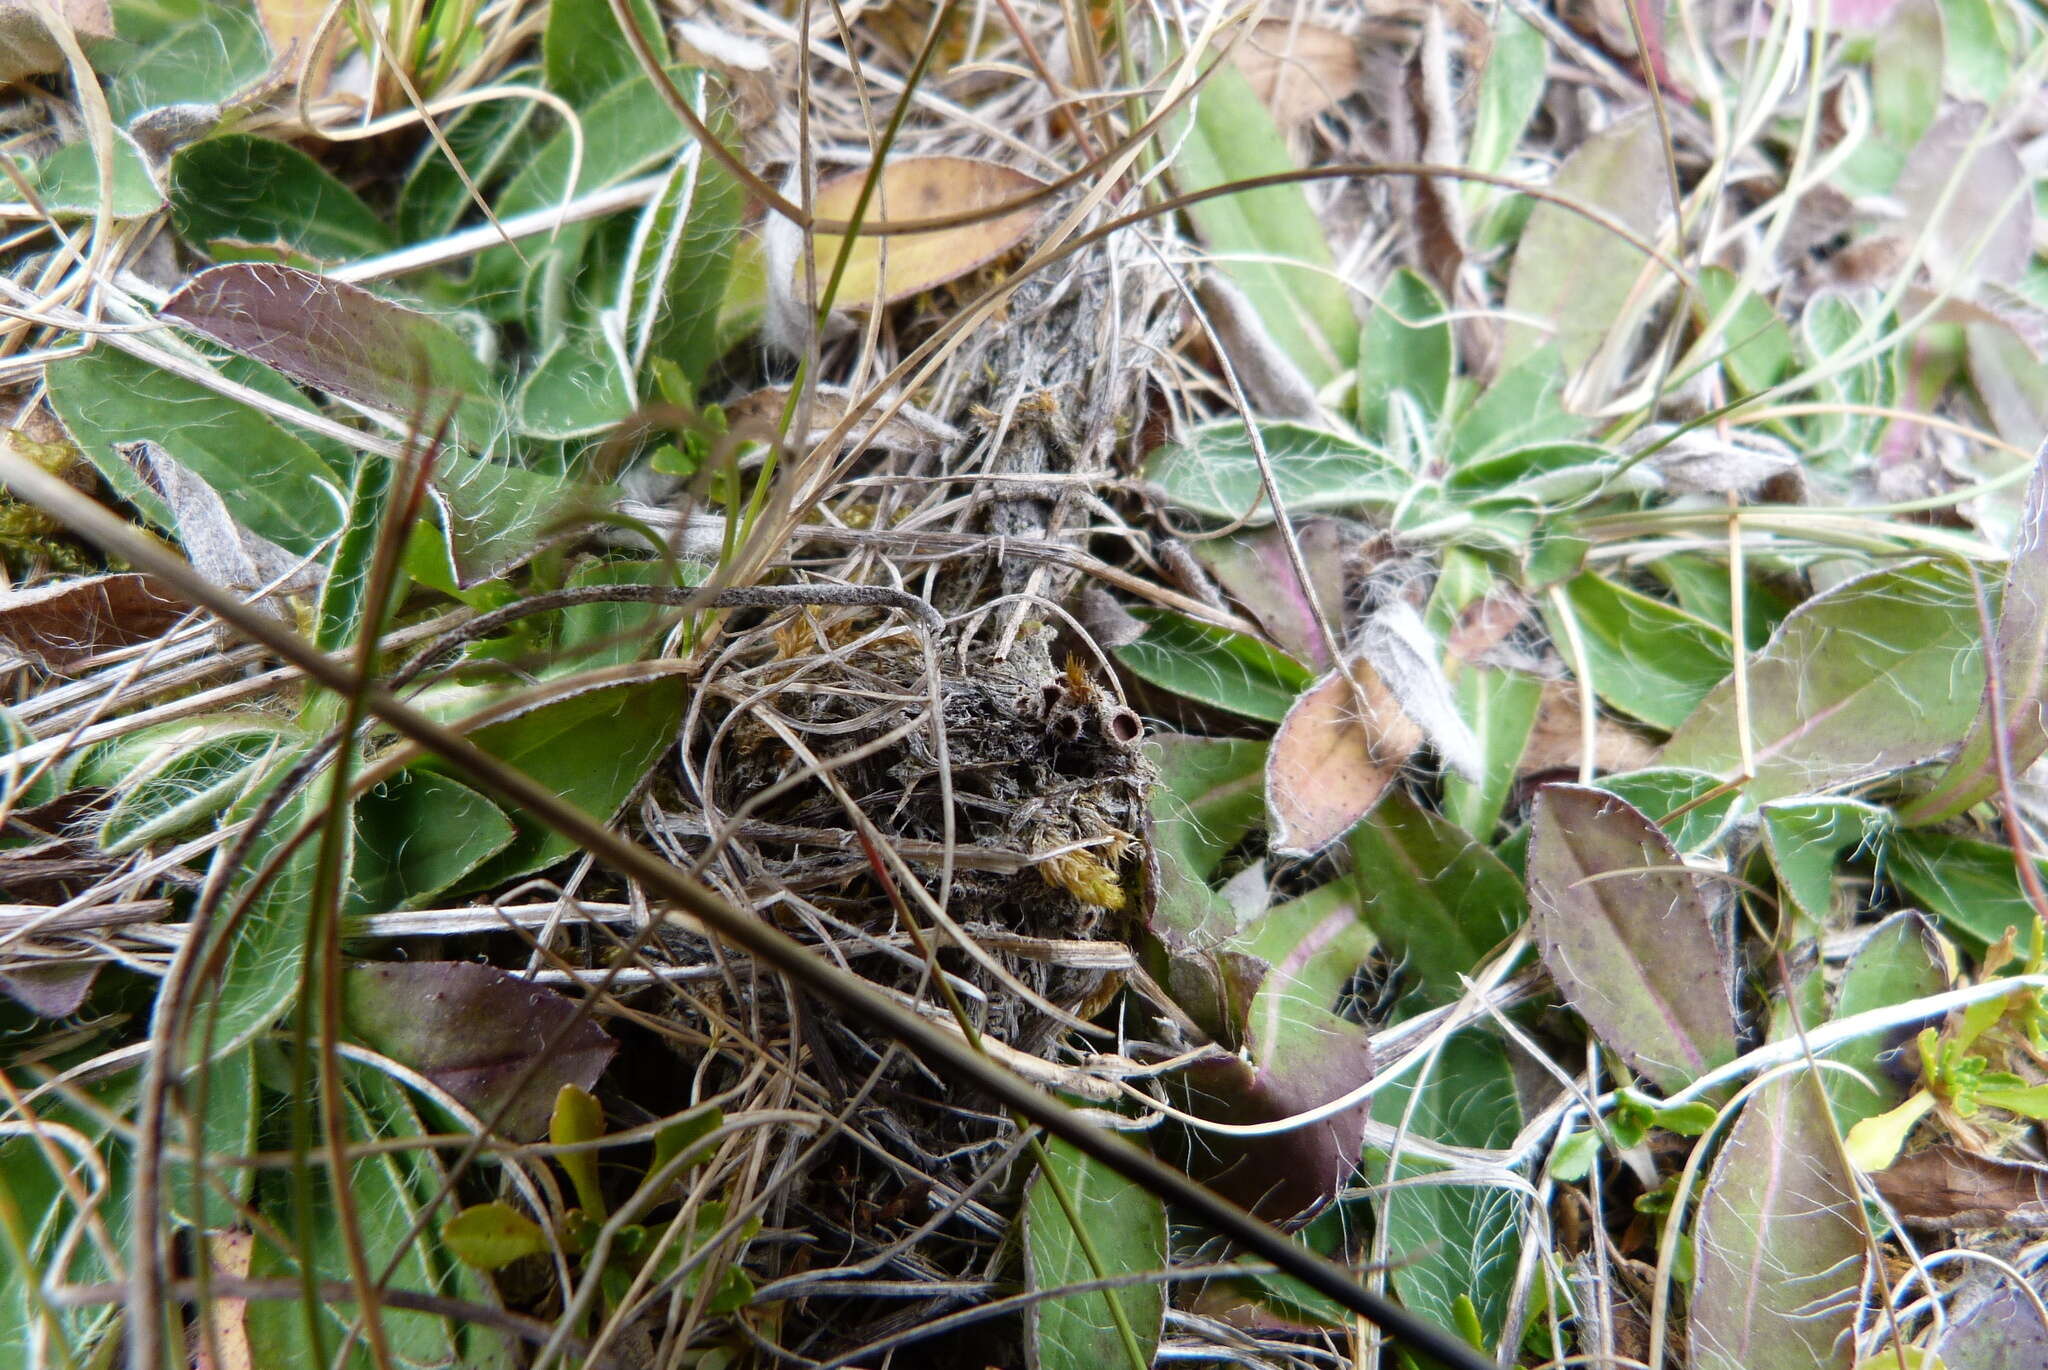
5, 0, 2048, 1368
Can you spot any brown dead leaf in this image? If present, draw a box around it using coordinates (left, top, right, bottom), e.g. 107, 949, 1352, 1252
190, 1230, 254, 1370
0, 574, 189, 672
1873, 1144, 2048, 1230
0, 0, 112, 82
253, 0, 327, 70
802, 157, 1046, 310
1519, 679, 1658, 776
1266, 654, 1423, 857
722, 384, 961, 457
1232, 20, 1362, 129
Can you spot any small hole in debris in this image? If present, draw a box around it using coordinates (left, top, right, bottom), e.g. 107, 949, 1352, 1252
1107, 709, 1143, 743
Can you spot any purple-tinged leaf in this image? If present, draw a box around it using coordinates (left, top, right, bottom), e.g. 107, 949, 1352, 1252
1528, 784, 1737, 1093
0, 962, 99, 1016
1894, 104, 2035, 297
1936, 1269, 2048, 1370
1194, 519, 1352, 670
1904, 435, 2048, 824
1692, 1075, 1863, 1370
159, 263, 504, 448
342, 961, 616, 1140
1660, 559, 1985, 803
1174, 883, 1377, 1219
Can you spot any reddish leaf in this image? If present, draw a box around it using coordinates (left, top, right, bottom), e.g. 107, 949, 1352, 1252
1894, 105, 2035, 297
1692, 1075, 1863, 1370
159, 263, 501, 447
1266, 654, 1423, 857
342, 961, 616, 1140
0, 962, 100, 1016
1527, 784, 1737, 1093
0, 574, 188, 672
1936, 1272, 2048, 1370
1195, 519, 1353, 670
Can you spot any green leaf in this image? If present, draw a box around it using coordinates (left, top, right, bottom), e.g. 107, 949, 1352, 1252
96, 721, 298, 853
166, 1042, 258, 1229
107, 2, 268, 122
1141, 420, 1406, 522
1691, 1075, 1862, 1370
172, 757, 323, 1059
1886, 828, 2047, 951
1464, 3, 1546, 187
1691, 266, 1795, 394
544, 0, 664, 107
647, 1104, 722, 1189
1904, 437, 2048, 823
554, 556, 698, 672
43, 345, 346, 554
411, 448, 592, 590
33, 131, 164, 218
348, 769, 515, 913
551, 1083, 607, 1217
1544, 573, 1733, 731
1159, 57, 1354, 385
515, 330, 632, 439
621, 139, 743, 386
169, 136, 394, 264
1874, 0, 1945, 161
472, 68, 703, 311
1144, 734, 1268, 952
1662, 559, 1987, 802
1528, 784, 1739, 1093
1648, 552, 1799, 651
1442, 666, 1542, 839
1828, 911, 1952, 1131
1112, 607, 1313, 723
1594, 767, 1741, 854
1503, 110, 1671, 375
1358, 268, 1452, 439
1447, 345, 1585, 463
1551, 1127, 1600, 1182
1447, 440, 1620, 501
1347, 792, 1525, 1005
442, 1202, 550, 1271
397, 80, 545, 242
1366, 1033, 1524, 1350
1759, 798, 1895, 933
1023, 1137, 1166, 1370
1942, 0, 2013, 103
432, 673, 691, 888
310, 453, 395, 656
